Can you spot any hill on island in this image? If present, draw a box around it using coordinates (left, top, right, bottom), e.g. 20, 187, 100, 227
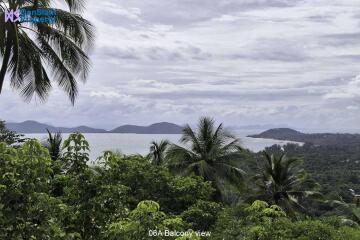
6, 121, 108, 133
248, 128, 360, 146
110, 122, 183, 134
6, 121, 184, 134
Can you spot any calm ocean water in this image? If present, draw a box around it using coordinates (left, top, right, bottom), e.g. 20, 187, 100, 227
25, 132, 300, 160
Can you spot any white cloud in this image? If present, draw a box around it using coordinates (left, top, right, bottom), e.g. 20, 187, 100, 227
324, 75, 360, 100
347, 105, 359, 110
98, 2, 142, 21
1, 0, 360, 130
212, 15, 240, 22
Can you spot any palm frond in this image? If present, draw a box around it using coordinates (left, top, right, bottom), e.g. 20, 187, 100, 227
9, 31, 51, 102
63, 0, 86, 12
166, 117, 245, 200
44, 128, 62, 161
0, 1, 94, 103
148, 140, 169, 166
166, 143, 195, 166
255, 151, 319, 214
180, 124, 202, 153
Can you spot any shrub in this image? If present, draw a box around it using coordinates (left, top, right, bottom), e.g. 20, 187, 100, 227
181, 200, 222, 231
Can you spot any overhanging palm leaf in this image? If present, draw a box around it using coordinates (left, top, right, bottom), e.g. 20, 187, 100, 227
166, 117, 245, 200
0, 0, 94, 104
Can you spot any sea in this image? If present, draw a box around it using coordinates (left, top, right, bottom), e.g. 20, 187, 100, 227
25, 131, 301, 160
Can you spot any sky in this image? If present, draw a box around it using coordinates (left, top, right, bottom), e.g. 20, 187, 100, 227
1, 0, 360, 131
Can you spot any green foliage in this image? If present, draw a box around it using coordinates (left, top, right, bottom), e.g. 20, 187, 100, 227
62, 133, 90, 173
56, 133, 129, 239
97, 151, 214, 214
44, 129, 63, 161
0, 140, 68, 239
324, 200, 360, 224
254, 152, 321, 215
265, 143, 360, 217
167, 116, 245, 201
0, 120, 24, 145
147, 140, 170, 166
245, 200, 287, 221
175, 231, 202, 240
212, 200, 360, 240
106, 200, 184, 240
181, 200, 222, 231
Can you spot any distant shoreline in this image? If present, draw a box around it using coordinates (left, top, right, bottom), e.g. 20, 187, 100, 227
6, 121, 184, 134
248, 128, 360, 146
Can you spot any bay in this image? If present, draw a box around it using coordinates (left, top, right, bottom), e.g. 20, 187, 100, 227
25, 132, 301, 160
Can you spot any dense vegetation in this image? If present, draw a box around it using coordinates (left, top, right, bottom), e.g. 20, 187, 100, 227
1, 118, 360, 239
264, 143, 360, 216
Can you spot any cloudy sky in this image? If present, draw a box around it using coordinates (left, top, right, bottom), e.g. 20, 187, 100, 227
1, 0, 360, 131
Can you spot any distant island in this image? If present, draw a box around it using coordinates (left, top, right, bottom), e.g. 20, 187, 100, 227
249, 128, 360, 146
110, 122, 183, 134
6, 120, 184, 134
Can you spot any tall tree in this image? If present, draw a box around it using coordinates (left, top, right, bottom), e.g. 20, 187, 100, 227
255, 152, 320, 213
0, 0, 94, 104
166, 117, 245, 199
147, 140, 169, 166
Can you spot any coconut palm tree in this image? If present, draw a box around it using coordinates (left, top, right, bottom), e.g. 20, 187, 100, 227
44, 129, 62, 161
255, 152, 320, 213
147, 140, 170, 166
166, 117, 245, 199
0, 0, 94, 104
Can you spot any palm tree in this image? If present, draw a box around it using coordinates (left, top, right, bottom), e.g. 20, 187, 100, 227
147, 140, 170, 166
0, 0, 94, 104
166, 117, 245, 199
44, 129, 62, 161
255, 152, 320, 213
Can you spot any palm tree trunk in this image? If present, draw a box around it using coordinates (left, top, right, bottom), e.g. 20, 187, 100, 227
0, 39, 12, 94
